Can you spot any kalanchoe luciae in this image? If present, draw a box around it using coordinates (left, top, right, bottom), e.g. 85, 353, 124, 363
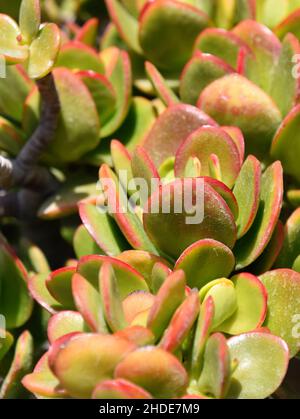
22, 249, 300, 399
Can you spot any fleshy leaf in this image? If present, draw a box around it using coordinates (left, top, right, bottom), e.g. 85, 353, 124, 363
159, 290, 200, 352
142, 104, 216, 167
75, 18, 99, 46
274, 9, 300, 40
47, 311, 87, 344
122, 292, 154, 325
180, 52, 234, 105
49, 333, 136, 398
0, 331, 33, 399
0, 237, 33, 328
99, 262, 127, 332
145, 61, 179, 106
234, 162, 283, 269
78, 70, 116, 127
174, 126, 241, 188
194, 28, 250, 68
271, 105, 300, 182
56, 41, 104, 73
79, 202, 129, 257
0, 116, 25, 155
219, 273, 267, 335
73, 224, 103, 259
101, 50, 132, 137
22, 352, 68, 399
143, 178, 237, 259
202, 279, 237, 330
232, 20, 281, 92
77, 255, 148, 300
227, 332, 289, 399
46, 267, 76, 310
270, 33, 300, 117
191, 296, 214, 378
151, 262, 172, 294
115, 326, 155, 347
117, 250, 169, 286
139, 0, 211, 71
276, 208, 300, 269
25, 68, 100, 163
19, 0, 41, 43
28, 23, 61, 79
72, 272, 108, 334
0, 330, 13, 362
175, 239, 235, 289
198, 333, 231, 399
99, 164, 158, 254
105, 0, 142, 54
259, 269, 300, 357
0, 65, 33, 122
233, 155, 261, 239
28, 273, 63, 314
147, 270, 186, 340
38, 175, 98, 220
115, 347, 188, 398
198, 74, 282, 156
0, 14, 28, 64
92, 378, 152, 399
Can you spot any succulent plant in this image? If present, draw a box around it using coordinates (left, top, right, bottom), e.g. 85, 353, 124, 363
0, 0, 299, 401
22, 249, 299, 399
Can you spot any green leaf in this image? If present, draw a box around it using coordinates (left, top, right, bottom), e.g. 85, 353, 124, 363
194, 28, 249, 68
92, 378, 152, 399
0, 331, 33, 399
139, 0, 211, 70
49, 333, 136, 398
105, 0, 142, 54
47, 311, 87, 344
73, 224, 103, 259
147, 270, 186, 340
235, 162, 283, 269
0, 238, 33, 328
271, 105, 300, 182
145, 61, 179, 106
180, 52, 234, 105
143, 178, 237, 260
0, 116, 25, 155
0, 65, 33, 122
198, 333, 231, 399
233, 155, 261, 239
259, 269, 300, 357
174, 126, 241, 188
22, 352, 68, 399
99, 263, 127, 332
0, 330, 13, 362
142, 104, 216, 168
115, 347, 188, 398
276, 209, 300, 268
270, 33, 300, 117
199, 74, 282, 157
28, 23, 61, 79
79, 202, 129, 257
219, 273, 267, 335
175, 239, 235, 289
227, 332, 289, 399
19, 0, 41, 43
56, 41, 104, 74
101, 49, 132, 137
46, 267, 76, 310
0, 14, 28, 64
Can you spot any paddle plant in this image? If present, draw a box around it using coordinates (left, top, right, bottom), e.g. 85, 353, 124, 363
21, 103, 300, 398
22, 248, 300, 399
